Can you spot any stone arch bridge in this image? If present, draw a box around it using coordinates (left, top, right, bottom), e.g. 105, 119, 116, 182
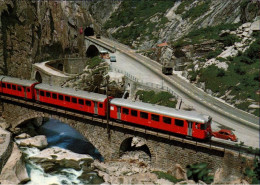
0, 95, 249, 175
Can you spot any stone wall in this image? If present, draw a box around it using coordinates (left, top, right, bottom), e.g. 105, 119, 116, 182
1, 98, 254, 175
0, 128, 12, 174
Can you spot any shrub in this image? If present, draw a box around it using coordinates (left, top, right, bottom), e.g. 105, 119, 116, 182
206, 49, 222, 59
217, 68, 225, 77
182, 1, 210, 20
186, 162, 213, 184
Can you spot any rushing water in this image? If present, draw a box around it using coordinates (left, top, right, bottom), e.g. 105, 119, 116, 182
20, 119, 104, 185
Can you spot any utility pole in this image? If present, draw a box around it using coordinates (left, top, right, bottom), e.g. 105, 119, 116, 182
106, 75, 110, 139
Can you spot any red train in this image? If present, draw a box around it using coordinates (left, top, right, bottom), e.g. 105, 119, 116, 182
0, 75, 212, 140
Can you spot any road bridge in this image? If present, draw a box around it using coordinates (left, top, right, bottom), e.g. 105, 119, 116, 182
0, 94, 253, 175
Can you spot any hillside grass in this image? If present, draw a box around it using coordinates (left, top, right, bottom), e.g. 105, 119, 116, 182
86, 56, 103, 69
104, 0, 174, 46
196, 35, 259, 115
136, 90, 177, 108
172, 23, 241, 47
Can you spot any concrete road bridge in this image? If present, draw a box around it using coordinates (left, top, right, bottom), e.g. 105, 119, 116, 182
0, 94, 254, 175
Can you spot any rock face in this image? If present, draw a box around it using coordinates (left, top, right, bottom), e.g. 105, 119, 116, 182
0, 143, 30, 185
29, 147, 94, 172
17, 135, 48, 149
0, 1, 96, 79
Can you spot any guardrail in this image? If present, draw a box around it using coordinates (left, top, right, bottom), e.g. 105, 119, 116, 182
110, 66, 180, 99
96, 37, 259, 130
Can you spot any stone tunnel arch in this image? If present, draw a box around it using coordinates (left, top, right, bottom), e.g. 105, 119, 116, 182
35, 71, 42, 83
86, 45, 99, 58
84, 27, 94, 36
14, 113, 105, 160
119, 137, 151, 159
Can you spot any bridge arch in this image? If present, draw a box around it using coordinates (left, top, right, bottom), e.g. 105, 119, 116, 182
84, 27, 94, 37
119, 137, 152, 159
14, 113, 106, 160
35, 71, 42, 83
86, 45, 99, 58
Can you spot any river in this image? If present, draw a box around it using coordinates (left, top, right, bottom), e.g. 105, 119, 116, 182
19, 119, 104, 185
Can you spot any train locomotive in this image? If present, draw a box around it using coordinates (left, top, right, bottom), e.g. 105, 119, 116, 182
0, 75, 212, 140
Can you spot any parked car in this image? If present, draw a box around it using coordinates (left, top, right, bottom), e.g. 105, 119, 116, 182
110, 55, 116, 62
212, 129, 237, 142
96, 34, 101, 39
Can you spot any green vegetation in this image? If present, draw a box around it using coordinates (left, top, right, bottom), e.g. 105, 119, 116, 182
244, 158, 260, 184
172, 23, 241, 47
136, 90, 177, 108
186, 162, 213, 184
175, 0, 193, 15
195, 36, 259, 115
152, 171, 182, 183
86, 56, 103, 69
104, 0, 174, 46
182, 1, 211, 20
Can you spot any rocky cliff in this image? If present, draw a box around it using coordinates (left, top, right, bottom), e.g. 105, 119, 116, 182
0, 0, 99, 79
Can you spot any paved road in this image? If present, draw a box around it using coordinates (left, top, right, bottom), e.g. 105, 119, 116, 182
87, 36, 259, 148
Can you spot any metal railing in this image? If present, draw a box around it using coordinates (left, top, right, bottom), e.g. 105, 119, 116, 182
109, 66, 180, 99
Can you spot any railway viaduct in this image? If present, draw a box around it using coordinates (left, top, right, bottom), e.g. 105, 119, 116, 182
0, 95, 251, 177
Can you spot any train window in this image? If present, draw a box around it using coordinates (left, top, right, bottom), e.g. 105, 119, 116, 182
99, 103, 103, 108
59, 95, 64, 101
65, 96, 70, 102
7, 84, 11, 89
131, 110, 137, 117
27, 88, 30, 92
195, 123, 199, 129
151, 114, 159, 121
12, 85, 17, 90
85, 100, 91, 106
1, 83, 6, 88
79, 99, 84, 105
17, 86, 22, 91
163, 117, 171, 124
46, 92, 51, 98
175, 119, 184, 127
72, 97, 77, 103
52, 93, 57, 99
122, 108, 129, 115
40, 91, 45, 96
140, 112, 148, 119
200, 124, 206, 130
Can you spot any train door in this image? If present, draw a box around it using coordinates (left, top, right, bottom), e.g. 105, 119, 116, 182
188, 121, 193, 136
117, 106, 121, 120
24, 87, 27, 99
94, 101, 98, 114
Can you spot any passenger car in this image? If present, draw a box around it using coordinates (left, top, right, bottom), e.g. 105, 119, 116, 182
110, 56, 116, 62
96, 34, 101, 39
212, 129, 237, 141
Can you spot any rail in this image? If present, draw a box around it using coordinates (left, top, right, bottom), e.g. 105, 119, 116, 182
0, 94, 258, 157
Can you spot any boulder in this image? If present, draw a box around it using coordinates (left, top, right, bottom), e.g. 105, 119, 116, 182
15, 133, 31, 139
250, 20, 260, 31
29, 147, 94, 172
17, 135, 48, 149
173, 164, 187, 180
0, 143, 30, 185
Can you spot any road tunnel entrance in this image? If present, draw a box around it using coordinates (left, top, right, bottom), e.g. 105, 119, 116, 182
84, 27, 94, 37
35, 71, 42, 83
86, 45, 99, 58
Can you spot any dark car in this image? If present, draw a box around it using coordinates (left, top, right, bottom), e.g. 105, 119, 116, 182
96, 34, 101, 39
212, 129, 237, 142
110, 55, 116, 62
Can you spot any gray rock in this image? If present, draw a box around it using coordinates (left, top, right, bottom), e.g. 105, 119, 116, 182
30, 147, 94, 172
250, 20, 260, 31
18, 135, 48, 149
0, 143, 30, 184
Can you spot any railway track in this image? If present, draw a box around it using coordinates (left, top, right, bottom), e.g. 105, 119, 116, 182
0, 95, 258, 157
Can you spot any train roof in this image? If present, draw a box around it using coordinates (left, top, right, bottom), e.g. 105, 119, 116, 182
1, 76, 38, 87
110, 98, 210, 123
35, 83, 107, 102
